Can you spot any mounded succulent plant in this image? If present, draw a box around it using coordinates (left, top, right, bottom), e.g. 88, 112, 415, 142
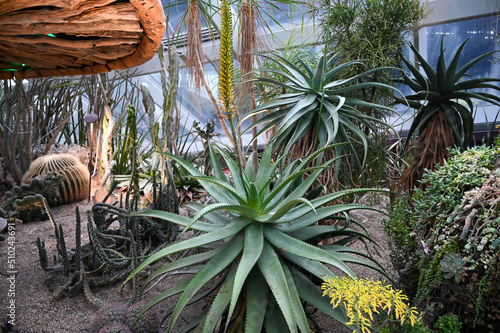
440, 253, 468, 283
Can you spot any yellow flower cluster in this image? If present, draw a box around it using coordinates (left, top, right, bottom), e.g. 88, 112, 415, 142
322, 276, 418, 333
218, 0, 236, 122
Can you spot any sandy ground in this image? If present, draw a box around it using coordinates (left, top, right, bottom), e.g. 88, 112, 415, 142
0, 187, 394, 333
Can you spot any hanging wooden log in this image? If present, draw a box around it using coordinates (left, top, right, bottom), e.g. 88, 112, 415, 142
0, 0, 165, 79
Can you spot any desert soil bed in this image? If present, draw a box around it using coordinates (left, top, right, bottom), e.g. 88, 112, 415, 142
0, 187, 395, 333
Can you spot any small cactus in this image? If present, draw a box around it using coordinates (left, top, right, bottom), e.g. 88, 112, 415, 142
99, 323, 131, 333
89, 303, 128, 333
126, 302, 160, 333
89, 302, 159, 333
440, 253, 468, 283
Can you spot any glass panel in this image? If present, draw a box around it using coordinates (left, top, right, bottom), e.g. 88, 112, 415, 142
257, 1, 308, 30
420, 15, 500, 127
162, 0, 208, 36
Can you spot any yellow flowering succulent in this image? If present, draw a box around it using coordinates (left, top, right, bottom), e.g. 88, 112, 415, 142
322, 276, 418, 333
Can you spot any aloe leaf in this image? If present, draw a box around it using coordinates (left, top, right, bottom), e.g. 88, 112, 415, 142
262, 166, 329, 209
278, 188, 381, 226
215, 146, 247, 200
277, 93, 318, 130
344, 98, 395, 113
244, 118, 282, 146
249, 95, 304, 115
143, 249, 220, 287
278, 249, 335, 280
405, 104, 441, 144
257, 242, 297, 333
203, 264, 237, 333
245, 270, 269, 333
294, 54, 315, 78
334, 252, 392, 282
263, 197, 316, 223
320, 110, 335, 145
169, 236, 244, 332
208, 143, 227, 181
403, 75, 426, 93
244, 153, 256, 183
401, 55, 430, 89
452, 79, 500, 93
445, 39, 468, 83
289, 267, 348, 325
183, 201, 233, 225
130, 210, 217, 232
264, 301, 289, 333
279, 159, 339, 203
167, 153, 234, 203
340, 116, 368, 166
453, 91, 500, 107
239, 105, 290, 131
410, 42, 437, 89
282, 264, 310, 333
324, 59, 365, 82
177, 310, 208, 333
253, 72, 309, 92
265, 52, 313, 84
436, 39, 447, 91
124, 220, 251, 284
255, 143, 273, 185
441, 103, 463, 147
139, 277, 193, 322
312, 55, 325, 90
256, 153, 287, 193
227, 223, 264, 328
264, 226, 355, 277
453, 49, 499, 85
283, 114, 315, 155
187, 175, 244, 204
185, 203, 257, 233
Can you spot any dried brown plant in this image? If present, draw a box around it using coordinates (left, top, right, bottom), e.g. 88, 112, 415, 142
400, 110, 454, 190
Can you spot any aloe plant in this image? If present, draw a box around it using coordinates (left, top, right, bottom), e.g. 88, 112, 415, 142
397, 38, 500, 190
239, 52, 397, 167
124, 143, 387, 332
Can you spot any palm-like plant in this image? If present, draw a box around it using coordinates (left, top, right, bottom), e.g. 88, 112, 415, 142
239, 53, 397, 168
125, 143, 387, 332
397, 39, 500, 190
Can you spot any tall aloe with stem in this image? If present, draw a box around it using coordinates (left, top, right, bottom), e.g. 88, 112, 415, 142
396, 38, 500, 190
125, 143, 388, 332
239, 53, 398, 189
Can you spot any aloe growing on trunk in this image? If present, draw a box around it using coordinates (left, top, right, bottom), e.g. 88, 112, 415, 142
125, 143, 387, 332
239, 52, 398, 185
397, 38, 500, 190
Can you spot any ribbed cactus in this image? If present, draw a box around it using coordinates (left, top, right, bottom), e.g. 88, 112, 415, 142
126, 302, 160, 333
22, 153, 89, 205
99, 323, 131, 333
89, 302, 159, 333
89, 303, 128, 333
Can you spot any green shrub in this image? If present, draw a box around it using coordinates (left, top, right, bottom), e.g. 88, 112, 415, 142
385, 145, 500, 330
434, 314, 462, 333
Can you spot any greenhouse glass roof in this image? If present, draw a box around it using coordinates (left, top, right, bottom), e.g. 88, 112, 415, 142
128, 0, 500, 149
